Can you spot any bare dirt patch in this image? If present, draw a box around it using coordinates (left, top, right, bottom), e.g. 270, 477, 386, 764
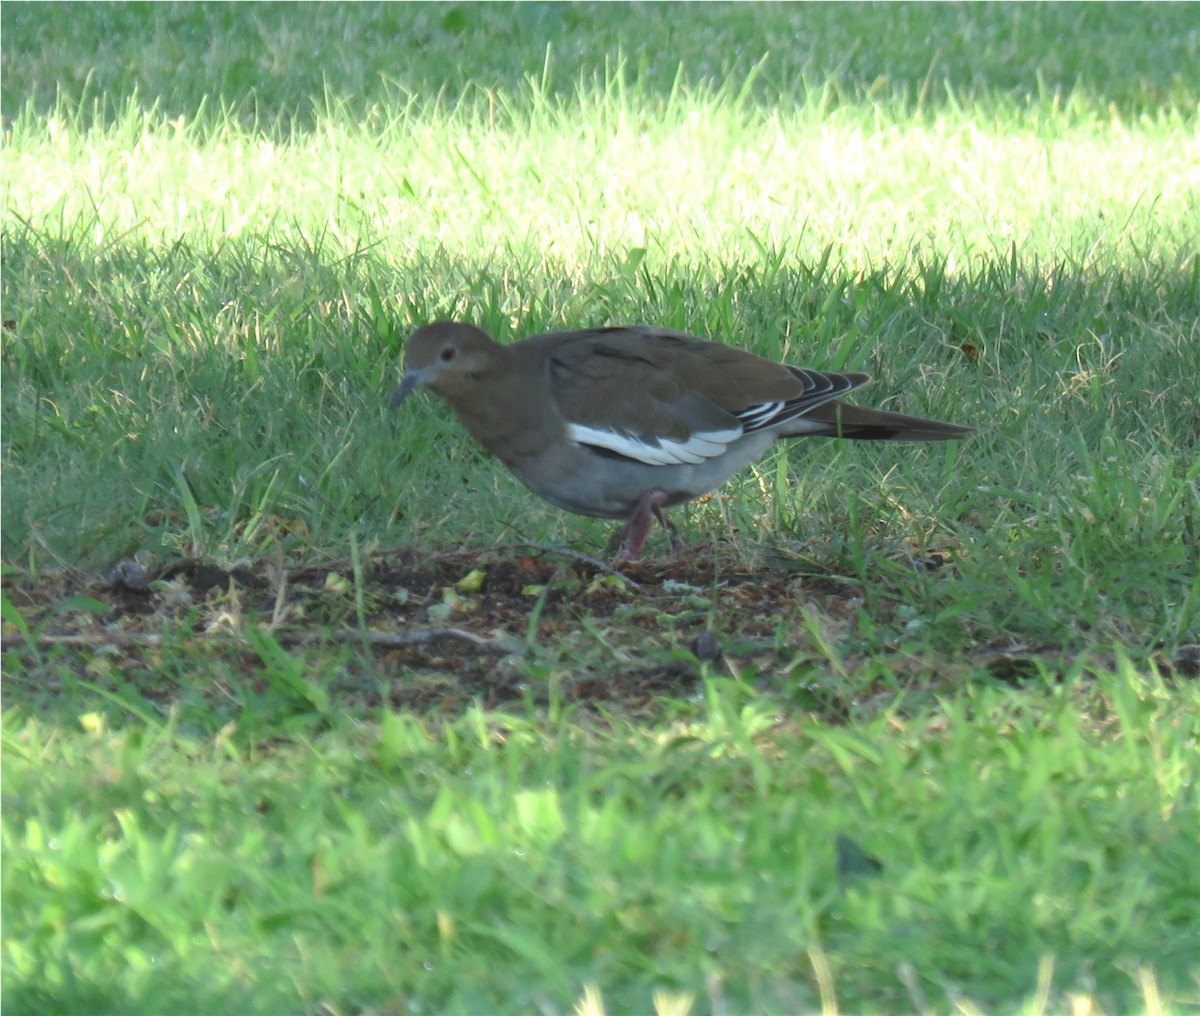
2, 545, 870, 712
6, 545, 1169, 718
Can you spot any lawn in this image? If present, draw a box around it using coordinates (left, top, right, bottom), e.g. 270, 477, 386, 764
2, 3, 1199, 1013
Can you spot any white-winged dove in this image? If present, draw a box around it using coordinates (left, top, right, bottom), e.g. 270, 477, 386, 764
391, 321, 970, 559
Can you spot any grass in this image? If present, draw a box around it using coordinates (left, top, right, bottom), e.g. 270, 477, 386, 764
5, 664, 1196, 1014
3, 3, 1200, 1013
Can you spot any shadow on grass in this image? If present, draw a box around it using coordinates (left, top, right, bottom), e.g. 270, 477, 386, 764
3, 223, 1197, 565
3, 2, 1198, 128
3, 227, 1197, 690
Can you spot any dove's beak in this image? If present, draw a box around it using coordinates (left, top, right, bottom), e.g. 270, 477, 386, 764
388, 367, 428, 410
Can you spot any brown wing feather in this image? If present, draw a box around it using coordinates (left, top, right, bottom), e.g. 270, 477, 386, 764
540, 327, 817, 440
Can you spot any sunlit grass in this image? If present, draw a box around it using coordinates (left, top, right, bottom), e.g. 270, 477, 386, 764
6, 79, 1197, 270
4, 661, 1198, 1014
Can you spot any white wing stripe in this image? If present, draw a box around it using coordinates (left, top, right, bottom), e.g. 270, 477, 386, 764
567, 422, 743, 466
737, 401, 785, 429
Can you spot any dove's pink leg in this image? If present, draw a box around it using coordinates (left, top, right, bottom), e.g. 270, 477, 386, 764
609, 489, 670, 561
